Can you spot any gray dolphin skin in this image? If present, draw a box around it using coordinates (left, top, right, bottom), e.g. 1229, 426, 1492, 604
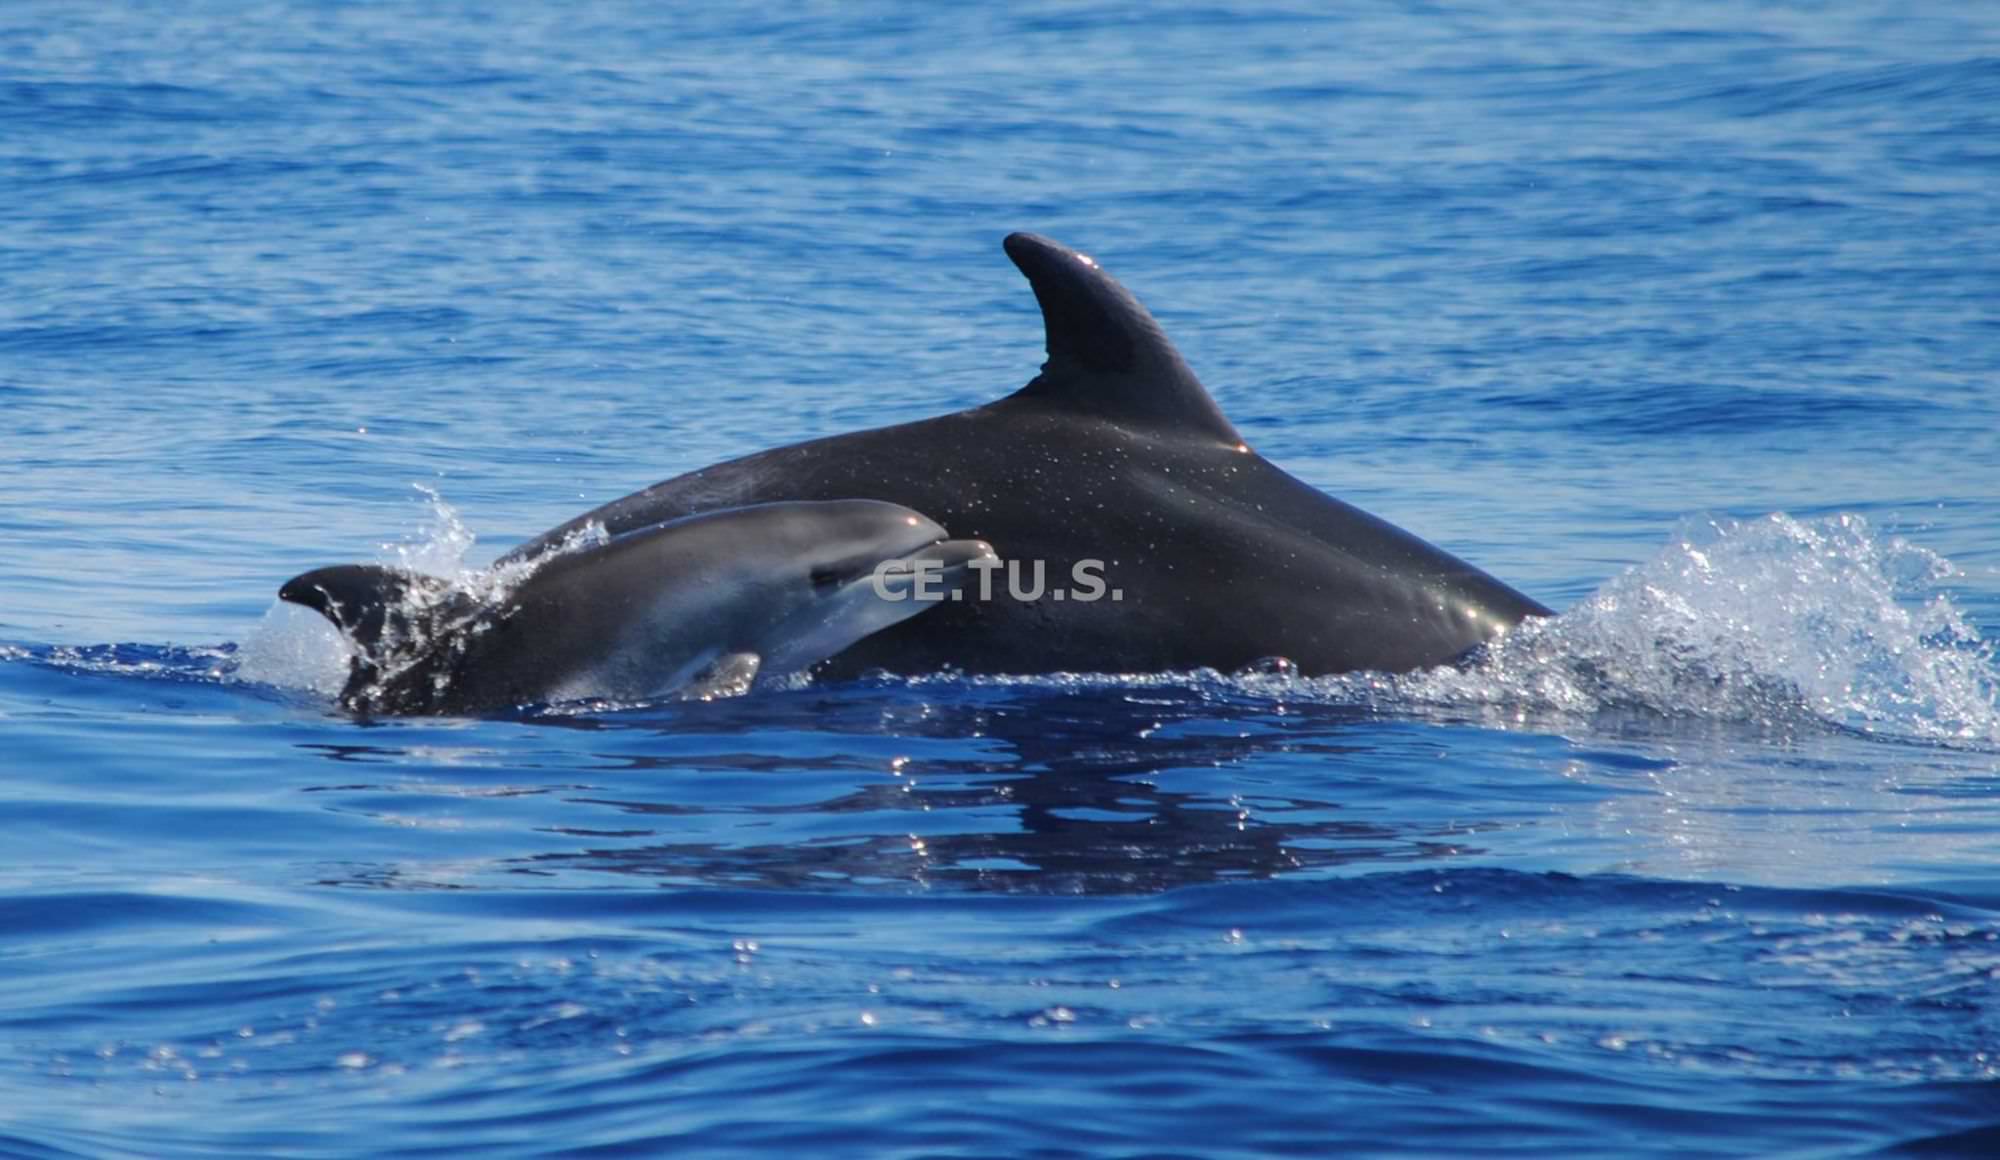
280, 500, 995, 715
504, 233, 1550, 678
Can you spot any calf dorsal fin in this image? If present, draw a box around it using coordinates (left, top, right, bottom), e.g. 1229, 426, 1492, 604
279, 564, 464, 702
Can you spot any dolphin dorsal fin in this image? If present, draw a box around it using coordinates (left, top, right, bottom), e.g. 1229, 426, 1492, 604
278, 564, 468, 703
280, 564, 454, 651
1003, 232, 1240, 442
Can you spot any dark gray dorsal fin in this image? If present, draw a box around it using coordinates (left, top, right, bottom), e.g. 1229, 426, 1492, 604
280, 564, 451, 650
279, 564, 466, 702
1003, 232, 1240, 442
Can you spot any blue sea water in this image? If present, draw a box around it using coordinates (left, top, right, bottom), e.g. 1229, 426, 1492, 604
5, 0, 2000, 1154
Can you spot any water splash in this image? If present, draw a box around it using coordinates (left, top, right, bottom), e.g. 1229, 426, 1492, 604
235, 603, 352, 695
384, 484, 481, 579
1354, 513, 2000, 746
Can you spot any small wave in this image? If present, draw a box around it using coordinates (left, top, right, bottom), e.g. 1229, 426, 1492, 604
0, 642, 238, 684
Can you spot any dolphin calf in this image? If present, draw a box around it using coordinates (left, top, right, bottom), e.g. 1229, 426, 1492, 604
504, 233, 1549, 678
280, 500, 994, 714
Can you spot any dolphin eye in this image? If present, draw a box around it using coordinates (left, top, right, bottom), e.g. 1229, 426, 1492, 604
810, 566, 843, 592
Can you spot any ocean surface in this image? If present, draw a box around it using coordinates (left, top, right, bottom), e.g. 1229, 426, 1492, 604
5, 1, 2000, 1155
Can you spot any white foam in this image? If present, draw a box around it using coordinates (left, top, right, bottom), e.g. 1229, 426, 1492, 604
1355, 512, 2000, 746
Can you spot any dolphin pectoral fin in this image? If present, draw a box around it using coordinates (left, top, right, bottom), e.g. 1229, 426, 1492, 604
683, 651, 761, 701
1002, 232, 1241, 443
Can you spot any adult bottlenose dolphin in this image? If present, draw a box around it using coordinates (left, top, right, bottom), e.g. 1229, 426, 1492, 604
281, 500, 994, 714
507, 233, 1548, 677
